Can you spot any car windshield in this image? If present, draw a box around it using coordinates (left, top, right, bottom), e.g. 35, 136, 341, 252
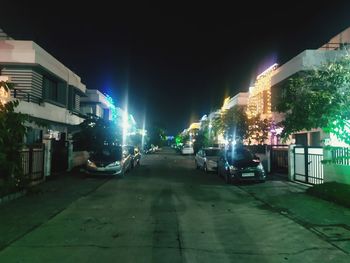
205, 149, 220, 156
226, 147, 253, 163
91, 146, 123, 162
126, 146, 134, 155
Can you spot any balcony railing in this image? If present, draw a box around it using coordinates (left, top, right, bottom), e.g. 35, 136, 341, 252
330, 147, 350, 166
12, 89, 43, 105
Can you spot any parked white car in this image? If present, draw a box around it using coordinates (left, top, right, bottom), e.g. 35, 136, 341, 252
182, 144, 194, 155
85, 145, 132, 177
195, 147, 221, 172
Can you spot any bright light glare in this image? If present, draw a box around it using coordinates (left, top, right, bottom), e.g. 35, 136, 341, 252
122, 108, 128, 146
141, 118, 146, 151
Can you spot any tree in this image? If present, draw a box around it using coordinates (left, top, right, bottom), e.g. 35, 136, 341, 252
276, 55, 350, 144
73, 114, 122, 151
0, 81, 29, 193
195, 118, 217, 147
211, 115, 224, 140
221, 105, 249, 141
247, 115, 271, 145
147, 122, 166, 147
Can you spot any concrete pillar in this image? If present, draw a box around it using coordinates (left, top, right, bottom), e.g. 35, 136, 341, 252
266, 146, 271, 173
323, 147, 332, 182
67, 140, 73, 172
288, 144, 296, 181
42, 138, 52, 177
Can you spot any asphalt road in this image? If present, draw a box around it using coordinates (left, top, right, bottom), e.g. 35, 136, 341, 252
0, 147, 349, 262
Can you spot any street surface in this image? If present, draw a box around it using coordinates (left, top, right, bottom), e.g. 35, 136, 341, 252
1, 148, 350, 262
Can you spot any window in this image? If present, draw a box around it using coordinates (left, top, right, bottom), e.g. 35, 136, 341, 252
43, 76, 66, 105
26, 129, 42, 145
103, 108, 110, 120
295, 133, 308, 146
43, 77, 58, 101
310, 132, 321, 146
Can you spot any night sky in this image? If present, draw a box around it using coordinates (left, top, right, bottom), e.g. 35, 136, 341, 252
2, 1, 350, 134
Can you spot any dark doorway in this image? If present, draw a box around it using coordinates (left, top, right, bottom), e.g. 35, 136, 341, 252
295, 133, 308, 146
51, 133, 68, 173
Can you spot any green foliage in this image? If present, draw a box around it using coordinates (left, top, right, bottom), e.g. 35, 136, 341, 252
220, 105, 249, 141
73, 114, 122, 151
247, 115, 271, 145
147, 123, 167, 147
306, 182, 350, 209
175, 135, 183, 145
277, 56, 350, 145
211, 115, 224, 137
0, 81, 29, 193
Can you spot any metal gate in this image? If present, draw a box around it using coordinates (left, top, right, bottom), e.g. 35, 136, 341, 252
20, 144, 45, 184
294, 146, 323, 184
270, 145, 289, 174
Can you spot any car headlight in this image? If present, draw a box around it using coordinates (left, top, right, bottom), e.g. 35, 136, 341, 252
229, 165, 238, 172
87, 160, 96, 168
107, 161, 121, 167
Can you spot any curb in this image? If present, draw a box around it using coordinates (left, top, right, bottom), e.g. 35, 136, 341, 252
0, 190, 27, 206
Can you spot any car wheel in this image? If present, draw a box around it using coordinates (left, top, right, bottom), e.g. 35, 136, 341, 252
225, 172, 231, 184
195, 160, 199, 169
204, 163, 208, 173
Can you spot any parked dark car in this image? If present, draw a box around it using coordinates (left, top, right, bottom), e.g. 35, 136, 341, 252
85, 145, 132, 176
217, 146, 266, 183
125, 145, 141, 168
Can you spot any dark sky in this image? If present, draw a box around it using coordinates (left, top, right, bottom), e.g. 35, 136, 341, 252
2, 1, 350, 134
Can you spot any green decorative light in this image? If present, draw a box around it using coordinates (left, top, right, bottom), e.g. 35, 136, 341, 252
105, 94, 117, 122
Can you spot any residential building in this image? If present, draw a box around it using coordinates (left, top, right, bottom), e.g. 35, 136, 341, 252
0, 30, 86, 175
247, 27, 350, 146
221, 92, 249, 111
80, 89, 114, 120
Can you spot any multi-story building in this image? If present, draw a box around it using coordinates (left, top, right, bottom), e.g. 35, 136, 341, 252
247, 27, 350, 146
80, 89, 114, 120
0, 30, 86, 176
221, 92, 249, 112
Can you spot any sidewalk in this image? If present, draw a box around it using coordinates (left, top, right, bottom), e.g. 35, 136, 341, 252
0, 171, 109, 251
238, 178, 350, 253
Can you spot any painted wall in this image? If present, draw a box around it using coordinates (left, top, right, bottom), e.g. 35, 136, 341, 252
323, 148, 350, 185
0, 40, 86, 93
271, 49, 346, 87
16, 100, 84, 125
222, 92, 249, 110
323, 164, 350, 185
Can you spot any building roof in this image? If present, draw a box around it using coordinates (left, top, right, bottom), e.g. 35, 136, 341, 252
0, 40, 86, 93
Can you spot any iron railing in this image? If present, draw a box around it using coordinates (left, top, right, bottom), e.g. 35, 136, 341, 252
330, 147, 350, 166
12, 89, 43, 105
19, 144, 45, 184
